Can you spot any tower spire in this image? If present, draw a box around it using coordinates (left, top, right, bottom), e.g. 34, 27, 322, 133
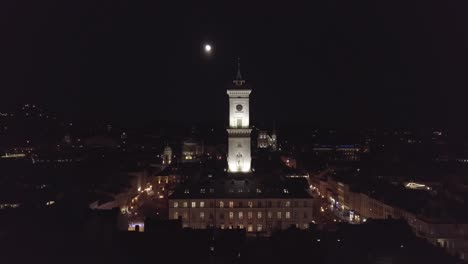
233, 57, 245, 86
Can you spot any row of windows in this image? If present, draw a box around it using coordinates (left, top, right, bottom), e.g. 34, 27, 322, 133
173, 211, 308, 220
173, 200, 309, 208
182, 223, 309, 232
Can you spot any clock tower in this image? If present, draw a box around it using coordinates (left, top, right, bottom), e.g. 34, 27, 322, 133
227, 59, 252, 173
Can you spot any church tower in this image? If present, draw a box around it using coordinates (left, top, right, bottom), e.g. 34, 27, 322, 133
227, 59, 252, 173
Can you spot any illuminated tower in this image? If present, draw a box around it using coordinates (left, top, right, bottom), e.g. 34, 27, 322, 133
227, 59, 252, 173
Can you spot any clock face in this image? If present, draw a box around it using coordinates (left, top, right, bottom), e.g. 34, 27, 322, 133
236, 104, 243, 111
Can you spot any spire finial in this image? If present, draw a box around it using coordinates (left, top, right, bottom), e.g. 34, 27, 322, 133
233, 57, 245, 86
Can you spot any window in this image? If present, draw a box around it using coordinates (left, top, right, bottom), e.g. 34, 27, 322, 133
200, 202, 205, 208
200, 189, 205, 194
248, 201, 253, 208
238, 188, 243, 193
229, 188, 234, 193
304, 212, 308, 219
220, 213, 224, 219
285, 201, 291, 207
303, 201, 308, 207
200, 212, 205, 220
256, 188, 262, 193
277, 201, 282, 207
184, 189, 190, 194
303, 223, 309, 229
248, 212, 253, 220
229, 212, 234, 220
183, 212, 188, 219
173, 212, 179, 219
219, 201, 224, 208
247, 225, 253, 232
277, 212, 282, 219
183, 202, 188, 208
294, 201, 299, 207
220, 224, 225, 229
257, 212, 262, 219
237, 118, 242, 128
174, 202, 179, 208
238, 212, 244, 220
239, 202, 243, 207
258, 201, 262, 207
239, 224, 244, 229
268, 212, 272, 219
210, 188, 214, 193
286, 212, 291, 219
257, 224, 263, 232
229, 201, 234, 208
268, 201, 272, 207
191, 202, 196, 208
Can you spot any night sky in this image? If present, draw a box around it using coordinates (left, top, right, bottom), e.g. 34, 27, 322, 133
1, 1, 467, 128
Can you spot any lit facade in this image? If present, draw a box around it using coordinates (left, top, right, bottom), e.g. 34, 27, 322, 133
226, 70, 252, 173
169, 190, 313, 234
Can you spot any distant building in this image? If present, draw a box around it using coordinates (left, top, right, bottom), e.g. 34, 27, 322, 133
162, 145, 173, 165
181, 138, 203, 162
257, 130, 277, 151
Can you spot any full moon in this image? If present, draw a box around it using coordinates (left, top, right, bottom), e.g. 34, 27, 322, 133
204, 44, 212, 52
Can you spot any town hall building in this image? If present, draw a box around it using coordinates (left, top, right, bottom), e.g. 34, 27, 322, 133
168, 62, 313, 235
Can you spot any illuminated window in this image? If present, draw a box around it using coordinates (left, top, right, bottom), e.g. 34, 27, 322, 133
184, 189, 190, 194
220, 224, 225, 229
286, 212, 291, 219
219, 201, 224, 208
285, 201, 291, 207
200, 202, 205, 208
248, 212, 253, 219
229, 212, 234, 220
268, 212, 272, 219
191, 202, 196, 208
183, 212, 188, 219
183, 202, 188, 208
277, 212, 282, 219
303, 223, 309, 229
239, 212, 244, 220
229, 201, 234, 208
257, 224, 263, 232
173, 212, 179, 219
200, 212, 205, 220
248, 201, 253, 208
239, 224, 244, 229
174, 202, 179, 208
247, 225, 253, 232
257, 212, 262, 219
256, 188, 262, 193
200, 189, 205, 194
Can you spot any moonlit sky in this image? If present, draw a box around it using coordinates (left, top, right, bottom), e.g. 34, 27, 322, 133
1, 1, 467, 129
